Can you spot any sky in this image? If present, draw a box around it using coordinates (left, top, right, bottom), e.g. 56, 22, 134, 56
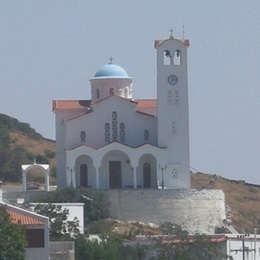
1, 1, 260, 184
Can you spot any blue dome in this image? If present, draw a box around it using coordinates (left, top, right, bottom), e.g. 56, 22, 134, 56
94, 64, 128, 78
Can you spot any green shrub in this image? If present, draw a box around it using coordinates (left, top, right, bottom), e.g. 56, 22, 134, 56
248, 187, 257, 193
44, 149, 55, 159
36, 154, 49, 164
26, 151, 34, 161
50, 166, 56, 178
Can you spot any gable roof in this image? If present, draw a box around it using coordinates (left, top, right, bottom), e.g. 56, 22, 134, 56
53, 98, 157, 117
135, 99, 157, 116
154, 38, 190, 48
52, 100, 91, 111
0, 202, 47, 226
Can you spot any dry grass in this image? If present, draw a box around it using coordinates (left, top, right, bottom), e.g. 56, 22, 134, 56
9, 131, 56, 167
191, 172, 260, 233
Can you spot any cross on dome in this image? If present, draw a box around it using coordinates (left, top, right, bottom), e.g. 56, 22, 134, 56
109, 56, 113, 64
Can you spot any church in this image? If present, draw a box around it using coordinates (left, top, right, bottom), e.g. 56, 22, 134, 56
52, 32, 190, 190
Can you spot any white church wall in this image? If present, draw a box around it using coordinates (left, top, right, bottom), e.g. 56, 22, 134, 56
90, 77, 133, 102
98, 162, 109, 189
55, 111, 68, 187
65, 96, 157, 150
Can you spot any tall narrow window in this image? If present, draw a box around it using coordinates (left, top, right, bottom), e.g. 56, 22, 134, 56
144, 130, 149, 142
172, 121, 176, 134
174, 50, 181, 65
124, 87, 129, 98
105, 123, 110, 142
174, 90, 179, 104
110, 88, 114, 95
80, 131, 86, 142
164, 50, 172, 65
119, 123, 125, 142
112, 111, 118, 141
167, 90, 172, 103
96, 89, 100, 99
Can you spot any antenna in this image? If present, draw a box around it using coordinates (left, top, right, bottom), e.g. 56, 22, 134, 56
182, 23, 185, 39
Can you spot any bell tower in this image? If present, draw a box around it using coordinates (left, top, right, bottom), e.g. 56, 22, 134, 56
155, 31, 190, 188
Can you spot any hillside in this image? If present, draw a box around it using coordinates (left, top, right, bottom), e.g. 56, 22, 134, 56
191, 172, 260, 233
0, 113, 56, 183
9, 131, 55, 167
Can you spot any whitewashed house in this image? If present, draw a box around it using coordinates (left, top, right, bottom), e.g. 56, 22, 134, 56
0, 201, 49, 260
53, 32, 190, 190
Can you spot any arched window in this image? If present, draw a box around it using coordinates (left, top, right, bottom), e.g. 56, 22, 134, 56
144, 130, 149, 142
119, 123, 125, 142
80, 131, 86, 142
112, 111, 118, 141
105, 123, 110, 142
164, 50, 172, 65
173, 50, 181, 65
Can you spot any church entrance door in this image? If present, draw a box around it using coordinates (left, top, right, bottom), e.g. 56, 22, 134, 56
109, 161, 122, 189
143, 163, 151, 188
80, 164, 88, 187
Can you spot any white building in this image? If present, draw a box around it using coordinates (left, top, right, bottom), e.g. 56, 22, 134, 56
0, 201, 49, 260
226, 233, 260, 260
53, 32, 190, 190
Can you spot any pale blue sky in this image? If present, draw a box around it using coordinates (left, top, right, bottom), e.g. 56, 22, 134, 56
1, 1, 260, 184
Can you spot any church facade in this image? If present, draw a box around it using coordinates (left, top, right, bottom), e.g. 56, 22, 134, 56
53, 33, 190, 190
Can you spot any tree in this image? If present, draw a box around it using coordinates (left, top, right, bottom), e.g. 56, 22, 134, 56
0, 126, 11, 149
0, 206, 27, 260
33, 203, 80, 240
75, 234, 147, 260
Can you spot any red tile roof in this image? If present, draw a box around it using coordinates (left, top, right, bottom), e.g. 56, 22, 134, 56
126, 234, 226, 245
154, 38, 190, 48
52, 100, 91, 111
7, 209, 45, 226
135, 99, 157, 116
53, 98, 157, 116
161, 235, 226, 244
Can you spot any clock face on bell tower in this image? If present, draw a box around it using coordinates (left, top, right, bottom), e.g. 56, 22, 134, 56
167, 74, 178, 85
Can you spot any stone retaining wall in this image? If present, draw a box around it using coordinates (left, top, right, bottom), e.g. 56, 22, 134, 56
104, 189, 226, 234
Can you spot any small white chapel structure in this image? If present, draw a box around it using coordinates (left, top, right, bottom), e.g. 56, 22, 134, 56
53, 32, 190, 190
